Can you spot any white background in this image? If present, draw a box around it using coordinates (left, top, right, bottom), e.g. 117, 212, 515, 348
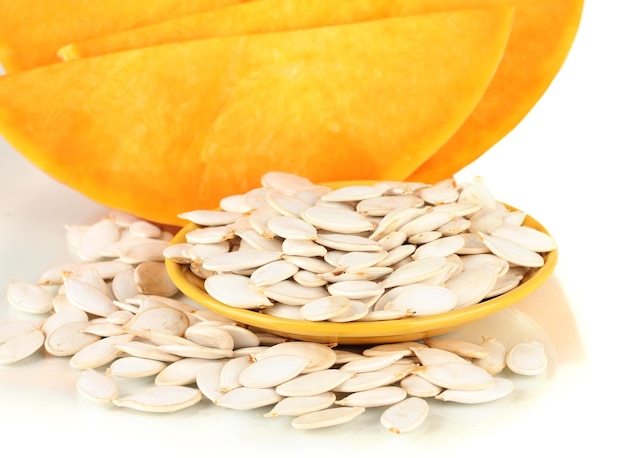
1, 2, 624, 457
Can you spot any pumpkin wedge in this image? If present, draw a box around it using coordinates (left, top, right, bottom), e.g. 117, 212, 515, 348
0, 0, 254, 73
0, 9, 514, 225
55, 0, 584, 183
408, 0, 585, 182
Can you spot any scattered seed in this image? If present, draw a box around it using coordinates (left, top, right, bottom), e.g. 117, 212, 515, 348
76, 368, 118, 404
291, 406, 366, 430
113, 385, 203, 413
506, 340, 548, 376
0, 329, 45, 364
380, 397, 429, 434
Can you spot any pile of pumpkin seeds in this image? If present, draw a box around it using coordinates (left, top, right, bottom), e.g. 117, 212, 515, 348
168, 172, 556, 321
1, 172, 551, 433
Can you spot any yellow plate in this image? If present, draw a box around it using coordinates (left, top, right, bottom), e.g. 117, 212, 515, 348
166, 182, 557, 345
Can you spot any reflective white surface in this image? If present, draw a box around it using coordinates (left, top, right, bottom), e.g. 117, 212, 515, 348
0, 3, 623, 456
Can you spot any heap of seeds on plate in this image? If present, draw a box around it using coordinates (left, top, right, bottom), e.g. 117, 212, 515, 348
1, 172, 552, 433
171, 171, 556, 321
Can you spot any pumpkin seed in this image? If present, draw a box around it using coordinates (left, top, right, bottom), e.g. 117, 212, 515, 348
216, 387, 283, 410
380, 397, 429, 434
113, 385, 202, 413
155, 358, 211, 386
435, 377, 515, 404
6, 280, 54, 314
76, 368, 118, 404
291, 406, 365, 430
336, 385, 407, 408
239, 354, 310, 389
106, 356, 168, 378
264, 392, 336, 417
0, 329, 45, 364
506, 340, 548, 376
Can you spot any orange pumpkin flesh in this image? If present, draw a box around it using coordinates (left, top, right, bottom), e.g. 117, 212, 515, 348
56, 0, 584, 183
0, 0, 254, 73
408, 0, 585, 182
0, 9, 514, 225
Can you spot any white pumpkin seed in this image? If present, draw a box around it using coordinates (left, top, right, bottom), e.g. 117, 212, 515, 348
412, 234, 465, 259
155, 358, 211, 386
218, 356, 252, 392
202, 249, 283, 273
111, 341, 181, 362
183, 323, 234, 350
264, 392, 336, 417
0, 329, 45, 364
363, 341, 424, 357
6, 280, 54, 314
444, 263, 500, 309
333, 370, 397, 392
178, 209, 242, 226
340, 352, 404, 373
249, 260, 299, 287
335, 386, 407, 407
301, 206, 376, 234
216, 387, 283, 410
424, 337, 488, 359
380, 397, 429, 434
239, 354, 310, 388
252, 341, 336, 373
490, 225, 557, 252
356, 194, 421, 216
413, 362, 494, 390
506, 340, 548, 376
44, 321, 101, 357
317, 233, 382, 252
106, 356, 168, 378
158, 343, 233, 360
76, 368, 118, 404
69, 334, 134, 370
327, 280, 384, 300
291, 406, 365, 430
400, 374, 443, 397
113, 385, 202, 412
42, 306, 88, 336
412, 347, 471, 366
276, 369, 355, 397
379, 256, 448, 288
473, 336, 507, 375
133, 261, 179, 297
259, 280, 328, 306
195, 360, 227, 403
327, 299, 370, 323
385, 284, 457, 316
260, 171, 316, 193
204, 274, 272, 309
63, 276, 119, 317
435, 377, 515, 404
480, 232, 545, 268
77, 218, 120, 261
300, 296, 351, 321
0, 319, 44, 343
123, 306, 189, 340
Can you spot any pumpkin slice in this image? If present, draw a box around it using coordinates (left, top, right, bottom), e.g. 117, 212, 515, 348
58, 0, 512, 60
0, 9, 514, 225
408, 0, 585, 182
0, 0, 254, 73
56, 0, 585, 184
